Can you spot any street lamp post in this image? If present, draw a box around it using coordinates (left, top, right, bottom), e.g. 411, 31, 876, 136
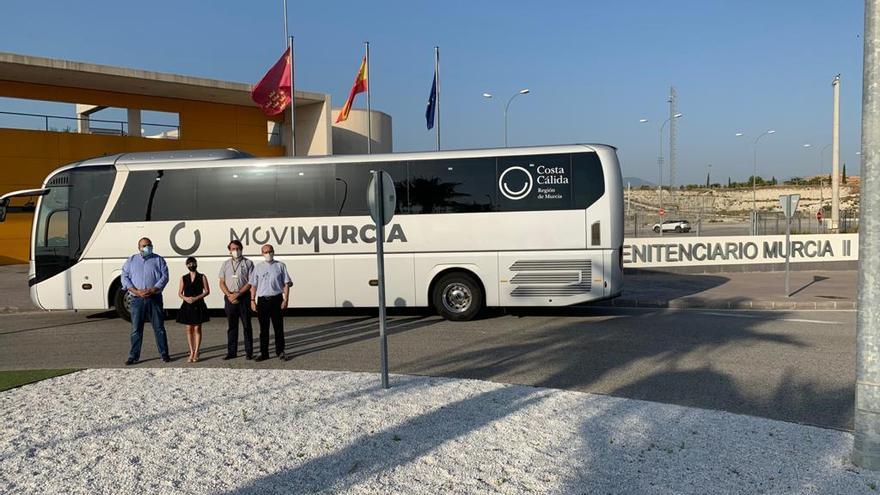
817, 143, 832, 218
805, 143, 827, 231
503, 89, 530, 147
752, 130, 776, 234
641, 113, 682, 237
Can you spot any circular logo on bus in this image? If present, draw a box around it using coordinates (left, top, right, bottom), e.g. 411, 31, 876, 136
498, 166, 533, 200
170, 222, 201, 256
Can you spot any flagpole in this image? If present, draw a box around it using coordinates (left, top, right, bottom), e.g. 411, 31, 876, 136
435, 46, 440, 151
283, 0, 289, 41
283, 0, 296, 156
289, 36, 297, 156
365, 41, 372, 154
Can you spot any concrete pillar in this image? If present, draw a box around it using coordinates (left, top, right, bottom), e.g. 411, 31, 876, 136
127, 108, 141, 137
74, 104, 103, 134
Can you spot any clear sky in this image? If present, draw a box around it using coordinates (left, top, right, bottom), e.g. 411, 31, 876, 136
0, 0, 866, 184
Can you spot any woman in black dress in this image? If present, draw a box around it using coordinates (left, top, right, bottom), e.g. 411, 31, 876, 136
176, 256, 210, 362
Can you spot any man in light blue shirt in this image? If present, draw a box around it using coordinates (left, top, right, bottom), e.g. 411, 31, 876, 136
121, 237, 170, 365
250, 244, 292, 361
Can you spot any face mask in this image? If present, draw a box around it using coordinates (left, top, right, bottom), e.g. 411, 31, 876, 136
263, 253, 274, 262
187, 265, 197, 272
231, 250, 241, 259
141, 245, 153, 257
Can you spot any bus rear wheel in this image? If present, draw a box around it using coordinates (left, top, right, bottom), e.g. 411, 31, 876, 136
432, 272, 483, 321
114, 288, 133, 322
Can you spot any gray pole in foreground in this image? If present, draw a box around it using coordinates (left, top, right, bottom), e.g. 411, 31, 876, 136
784, 215, 791, 296
373, 171, 389, 389
854, 0, 880, 470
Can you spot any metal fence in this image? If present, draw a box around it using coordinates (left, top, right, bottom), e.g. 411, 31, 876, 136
625, 208, 859, 237
754, 208, 859, 235
0, 110, 179, 138
624, 208, 749, 238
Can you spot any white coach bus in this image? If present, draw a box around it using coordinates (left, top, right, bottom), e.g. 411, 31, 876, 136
0, 145, 623, 321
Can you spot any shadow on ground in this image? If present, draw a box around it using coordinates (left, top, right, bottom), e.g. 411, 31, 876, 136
220, 302, 855, 493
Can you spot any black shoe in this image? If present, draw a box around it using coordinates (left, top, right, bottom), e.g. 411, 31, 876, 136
161, 356, 171, 363
125, 358, 138, 366
245, 355, 254, 360
277, 352, 286, 360
222, 355, 236, 360
255, 355, 268, 362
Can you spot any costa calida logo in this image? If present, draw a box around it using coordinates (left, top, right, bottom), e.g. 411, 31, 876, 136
498, 165, 533, 200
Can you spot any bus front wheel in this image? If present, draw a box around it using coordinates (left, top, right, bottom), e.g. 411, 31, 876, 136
114, 288, 133, 322
431, 272, 483, 321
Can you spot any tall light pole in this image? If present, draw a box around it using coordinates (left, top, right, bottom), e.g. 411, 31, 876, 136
735, 133, 745, 187
752, 130, 776, 233
502, 89, 530, 147
659, 114, 682, 206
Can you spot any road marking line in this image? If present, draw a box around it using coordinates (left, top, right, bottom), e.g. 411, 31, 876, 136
696, 311, 842, 325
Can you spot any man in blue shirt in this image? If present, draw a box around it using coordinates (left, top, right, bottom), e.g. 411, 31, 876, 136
250, 244, 292, 361
122, 237, 171, 365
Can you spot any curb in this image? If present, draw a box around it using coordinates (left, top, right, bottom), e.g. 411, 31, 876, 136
593, 298, 856, 310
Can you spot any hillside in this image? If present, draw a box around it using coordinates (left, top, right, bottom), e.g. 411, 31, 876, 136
625, 184, 859, 219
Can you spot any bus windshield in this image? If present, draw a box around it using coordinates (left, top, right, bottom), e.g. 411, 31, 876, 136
32, 166, 115, 285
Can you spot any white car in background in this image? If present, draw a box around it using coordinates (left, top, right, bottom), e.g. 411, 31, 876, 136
653, 219, 691, 233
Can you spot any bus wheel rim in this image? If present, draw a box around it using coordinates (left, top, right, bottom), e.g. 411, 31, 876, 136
442, 283, 472, 313
123, 292, 133, 314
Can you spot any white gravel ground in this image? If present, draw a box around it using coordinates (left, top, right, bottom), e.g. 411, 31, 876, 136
0, 368, 877, 494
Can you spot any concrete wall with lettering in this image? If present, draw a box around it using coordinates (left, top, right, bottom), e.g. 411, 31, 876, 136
623, 234, 858, 268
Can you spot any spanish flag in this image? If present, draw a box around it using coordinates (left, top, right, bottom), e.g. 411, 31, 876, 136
336, 57, 368, 123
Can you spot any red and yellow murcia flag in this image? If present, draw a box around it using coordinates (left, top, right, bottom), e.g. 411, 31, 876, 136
251, 48, 292, 116
336, 57, 368, 123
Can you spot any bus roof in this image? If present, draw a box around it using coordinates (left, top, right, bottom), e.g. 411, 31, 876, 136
48, 143, 617, 176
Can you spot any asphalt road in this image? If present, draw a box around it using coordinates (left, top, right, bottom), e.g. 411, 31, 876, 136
0, 306, 855, 430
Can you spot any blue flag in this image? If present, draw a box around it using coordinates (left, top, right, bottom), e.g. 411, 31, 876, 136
425, 71, 437, 130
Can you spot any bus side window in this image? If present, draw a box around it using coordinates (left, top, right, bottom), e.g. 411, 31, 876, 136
276, 166, 337, 217
196, 167, 276, 219
572, 152, 605, 209
407, 158, 496, 214
108, 171, 155, 222
335, 162, 408, 216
